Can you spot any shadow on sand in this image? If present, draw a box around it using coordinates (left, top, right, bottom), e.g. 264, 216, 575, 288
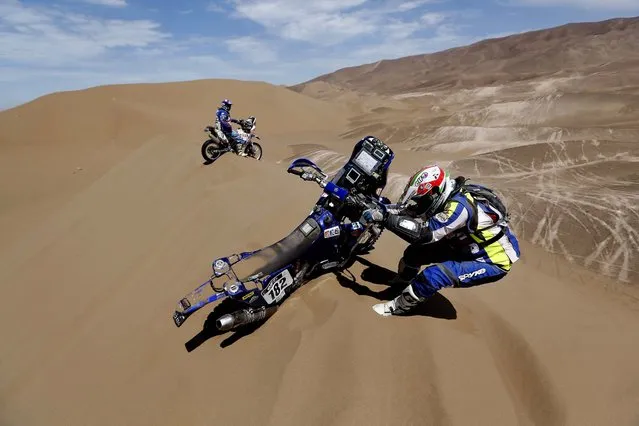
184, 299, 268, 352
184, 257, 456, 352
336, 256, 457, 320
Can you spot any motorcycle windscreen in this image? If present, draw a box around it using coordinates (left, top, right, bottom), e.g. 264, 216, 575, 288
231, 218, 322, 281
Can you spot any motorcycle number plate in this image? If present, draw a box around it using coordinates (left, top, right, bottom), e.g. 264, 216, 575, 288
262, 269, 294, 305
323, 226, 340, 239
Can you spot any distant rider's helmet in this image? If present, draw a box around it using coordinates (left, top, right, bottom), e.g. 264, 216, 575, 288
399, 164, 455, 216
221, 99, 232, 111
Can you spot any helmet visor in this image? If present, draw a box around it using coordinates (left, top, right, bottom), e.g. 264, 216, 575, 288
405, 193, 436, 215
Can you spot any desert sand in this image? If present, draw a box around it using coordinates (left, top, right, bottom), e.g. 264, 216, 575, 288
2, 19, 639, 426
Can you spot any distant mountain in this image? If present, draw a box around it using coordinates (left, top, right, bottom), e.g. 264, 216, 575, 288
291, 17, 639, 96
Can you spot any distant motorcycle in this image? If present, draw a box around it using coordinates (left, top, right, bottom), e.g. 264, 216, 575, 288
201, 115, 263, 163
174, 136, 395, 333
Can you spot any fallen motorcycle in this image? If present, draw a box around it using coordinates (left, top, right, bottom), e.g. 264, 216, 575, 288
201, 115, 263, 163
173, 136, 394, 332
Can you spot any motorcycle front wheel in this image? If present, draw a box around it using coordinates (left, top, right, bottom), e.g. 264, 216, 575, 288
247, 142, 262, 160
201, 139, 225, 163
355, 226, 384, 254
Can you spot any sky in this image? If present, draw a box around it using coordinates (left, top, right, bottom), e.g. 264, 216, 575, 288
0, 0, 638, 109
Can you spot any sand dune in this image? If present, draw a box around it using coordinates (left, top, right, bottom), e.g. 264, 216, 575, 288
3, 20, 639, 426
0, 79, 346, 251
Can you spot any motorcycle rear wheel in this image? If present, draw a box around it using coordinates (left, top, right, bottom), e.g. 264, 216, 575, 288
247, 142, 262, 160
201, 139, 224, 163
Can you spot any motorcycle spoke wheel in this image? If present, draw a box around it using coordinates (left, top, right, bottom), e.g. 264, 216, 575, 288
248, 142, 262, 160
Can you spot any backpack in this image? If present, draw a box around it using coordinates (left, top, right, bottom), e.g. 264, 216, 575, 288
464, 183, 509, 226
449, 177, 509, 235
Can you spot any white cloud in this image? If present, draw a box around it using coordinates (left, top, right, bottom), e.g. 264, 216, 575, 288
0, 0, 49, 25
384, 20, 422, 40
397, 0, 437, 11
230, 0, 418, 45
186, 55, 226, 66
231, 0, 366, 26
0, 1, 169, 65
207, 1, 232, 12
82, 0, 128, 7
421, 12, 447, 26
225, 36, 278, 63
279, 13, 374, 44
226, 0, 462, 47
507, 0, 639, 10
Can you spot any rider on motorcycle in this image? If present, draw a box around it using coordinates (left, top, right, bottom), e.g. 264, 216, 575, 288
215, 99, 248, 156
361, 164, 521, 316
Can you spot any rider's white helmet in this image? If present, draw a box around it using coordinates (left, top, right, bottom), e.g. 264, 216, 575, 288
399, 164, 455, 216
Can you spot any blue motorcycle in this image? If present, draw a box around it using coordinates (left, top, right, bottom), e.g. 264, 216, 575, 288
173, 136, 395, 333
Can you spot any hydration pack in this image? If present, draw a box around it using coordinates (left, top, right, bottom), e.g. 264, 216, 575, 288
447, 177, 510, 236
443, 177, 511, 248
463, 183, 509, 229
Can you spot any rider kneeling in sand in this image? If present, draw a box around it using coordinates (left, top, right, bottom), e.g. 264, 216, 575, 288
360, 164, 521, 316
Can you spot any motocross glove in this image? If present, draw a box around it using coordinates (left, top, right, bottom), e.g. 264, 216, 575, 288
385, 214, 432, 243
361, 208, 384, 225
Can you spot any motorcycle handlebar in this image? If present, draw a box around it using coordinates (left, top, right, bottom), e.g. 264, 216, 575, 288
298, 172, 385, 211
323, 180, 384, 211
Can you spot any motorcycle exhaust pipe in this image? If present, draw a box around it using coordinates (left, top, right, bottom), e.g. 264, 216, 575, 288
216, 306, 278, 332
